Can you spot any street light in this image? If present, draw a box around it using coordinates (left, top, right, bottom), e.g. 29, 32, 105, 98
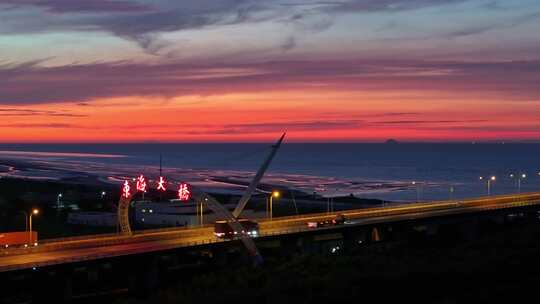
197, 199, 204, 226
509, 173, 526, 193
518, 174, 526, 193
269, 191, 280, 221
326, 187, 342, 212
480, 176, 496, 196
509, 173, 516, 191
18, 211, 28, 234
57, 193, 63, 209
24, 208, 39, 246
412, 181, 420, 202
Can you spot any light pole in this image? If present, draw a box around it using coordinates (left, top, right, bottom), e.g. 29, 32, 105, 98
518, 173, 526, 193
323, 188, 335, 214
510, 173, 527, 193
197, 199, 205, 226
269, 191, 280, 221
480, 176, 496, 196
329, 188, 341, 213
28, 208, 39, 245
19, 211, 28, 236
510, 173, 515, 190
412, 181, 420, 202
327, 196, 331, 213
449, 185, 455, 201
57, 193, 63, 210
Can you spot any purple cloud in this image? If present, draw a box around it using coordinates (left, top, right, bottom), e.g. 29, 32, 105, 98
0, 108, 86, 117
1, 59, 540, 105
285, 0, 466, 12
0, 0, 480, 53
0, 0, 150, 13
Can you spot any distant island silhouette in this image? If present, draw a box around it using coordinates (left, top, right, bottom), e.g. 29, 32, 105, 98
385, 139, 399, 144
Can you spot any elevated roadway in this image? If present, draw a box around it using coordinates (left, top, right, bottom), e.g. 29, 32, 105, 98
2, 192, 540, 272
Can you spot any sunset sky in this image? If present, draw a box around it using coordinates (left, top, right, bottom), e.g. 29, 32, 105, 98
1, 0, 540, 142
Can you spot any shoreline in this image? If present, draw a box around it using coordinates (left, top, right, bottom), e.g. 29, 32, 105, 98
0, 172, 387, 240
0, 157, 421, 199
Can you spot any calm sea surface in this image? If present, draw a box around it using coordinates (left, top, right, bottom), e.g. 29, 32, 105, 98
1, 143, 539, 202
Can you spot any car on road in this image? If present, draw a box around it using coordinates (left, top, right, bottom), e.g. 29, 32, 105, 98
307, 214, 347, 228
214, 219, 259, 239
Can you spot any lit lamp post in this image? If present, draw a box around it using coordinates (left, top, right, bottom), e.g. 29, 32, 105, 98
56, 193, 63, 209
329, 188, 340, 213
269, 191, 280, 221
197, 198, 207, 227
412, 181, 420, 202
19, 211, 28, 236
518, 173, 526, 193
480, 176, 496, 196
326, 190, 330, 214
510, 173, 514, 188
28, 208, 39, 245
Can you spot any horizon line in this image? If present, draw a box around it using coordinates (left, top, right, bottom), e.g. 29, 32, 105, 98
0, 140, 539, 145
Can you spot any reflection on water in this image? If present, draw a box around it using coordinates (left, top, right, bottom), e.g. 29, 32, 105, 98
1, 143, 539, 202
0, 150, 124, 158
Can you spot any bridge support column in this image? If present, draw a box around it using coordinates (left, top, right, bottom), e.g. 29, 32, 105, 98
342, 230, 362, 252
371, 227, 381, 242
279, 236, 300, 256
126, 255, 160, 298
211, 246, 230, 266
426, 223, 439, 236
31, 266, 73, 303
297, 235, 317, 253
459, 218, 479, 242
489, 214, 506, 225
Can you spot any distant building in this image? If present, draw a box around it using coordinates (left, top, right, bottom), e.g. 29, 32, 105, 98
67, 199, 264, 228
67, 211, 117, 227
134, 199, 263, 227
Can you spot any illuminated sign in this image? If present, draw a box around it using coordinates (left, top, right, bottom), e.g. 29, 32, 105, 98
178, 183, 191, 202
157, 176, 167, 191
122, 180, 131, 198
178, 183, 191, 201
136, 174, 147, 192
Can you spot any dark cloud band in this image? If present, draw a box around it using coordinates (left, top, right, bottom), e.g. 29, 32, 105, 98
1, 59, 539, 105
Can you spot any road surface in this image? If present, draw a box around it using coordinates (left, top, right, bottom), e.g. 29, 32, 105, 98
1, 192, 540, 272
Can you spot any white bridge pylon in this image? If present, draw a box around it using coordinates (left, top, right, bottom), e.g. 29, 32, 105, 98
116, 133, 286, 263
116, 185, 262, 259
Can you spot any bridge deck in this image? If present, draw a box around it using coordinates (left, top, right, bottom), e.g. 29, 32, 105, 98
1, 192, 540, 272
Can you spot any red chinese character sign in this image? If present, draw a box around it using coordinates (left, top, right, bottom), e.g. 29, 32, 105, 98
136, 174, 147, 192
178, 183, 191, 201
122, 180, 131, 198
157, 176, 167, 191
